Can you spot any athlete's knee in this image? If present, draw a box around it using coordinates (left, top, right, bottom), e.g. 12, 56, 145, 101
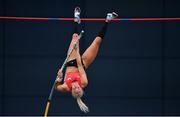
81, 56, 88, 69
94, 37, 102, 46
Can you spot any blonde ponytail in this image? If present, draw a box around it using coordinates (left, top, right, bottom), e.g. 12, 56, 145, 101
71, 83, 89, 113
76, 97, 89, 113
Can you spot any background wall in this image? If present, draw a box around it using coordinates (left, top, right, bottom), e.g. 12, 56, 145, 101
0, 0, 180, 116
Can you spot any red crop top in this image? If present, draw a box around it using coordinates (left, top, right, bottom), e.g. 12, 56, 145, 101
65, 72, 81, 91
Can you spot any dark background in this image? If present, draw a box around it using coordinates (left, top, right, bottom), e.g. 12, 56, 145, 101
0, 0, 180, 116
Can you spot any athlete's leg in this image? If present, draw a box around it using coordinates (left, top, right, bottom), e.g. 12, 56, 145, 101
67, 7, 81, 60
81, 23, 107, 69
81, 12, 118, 68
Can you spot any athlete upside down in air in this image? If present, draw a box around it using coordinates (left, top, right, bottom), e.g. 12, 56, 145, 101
55, 7, 118, 113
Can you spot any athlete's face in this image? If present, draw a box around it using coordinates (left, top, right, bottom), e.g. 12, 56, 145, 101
72, 82, 83, 97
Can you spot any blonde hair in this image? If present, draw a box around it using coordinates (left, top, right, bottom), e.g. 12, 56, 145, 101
76, 97, 89, 113
71, 84, 89, 113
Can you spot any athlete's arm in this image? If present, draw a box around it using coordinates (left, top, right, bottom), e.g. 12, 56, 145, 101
55, 69, 68, 92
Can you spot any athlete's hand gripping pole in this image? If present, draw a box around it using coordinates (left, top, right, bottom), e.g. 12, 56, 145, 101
44, 30, 84, 117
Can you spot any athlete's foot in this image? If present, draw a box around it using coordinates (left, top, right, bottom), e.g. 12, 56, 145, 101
106, 12, 118, 22
74, 7, 81, 24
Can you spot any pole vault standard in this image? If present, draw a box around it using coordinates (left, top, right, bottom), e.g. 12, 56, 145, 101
44, 30, 84, 117
1, 16, 180, 21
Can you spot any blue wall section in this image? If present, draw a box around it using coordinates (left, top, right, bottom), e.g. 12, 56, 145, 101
0, 22, 2, 56
51, 98, 162, 115
165, 100, 180, 115
0, 0, 180, 115
0, 58, 2, 96
4, 21, 72, 56
86, 59, 162, 97
0, 0, 4, 115
0, 98, 1, 115
4, 58, 63, 96
84, 22, 162, 57
165, 60, 180, 98
165, 22, 180, 57
4, 97, 46, 115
